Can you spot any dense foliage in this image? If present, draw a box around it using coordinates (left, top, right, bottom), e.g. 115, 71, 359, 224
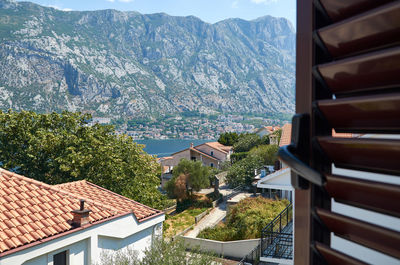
0, 110, 166, 209
165, 159, 211, 201
232, 133, 270, 153
198, 197, 289, 241
249, 144, 279, 165
226, 144, 279, 186
217, 132, 239, 146
98, 238, 217, 265
226, 155, 262, 187
230, 151, 249, 163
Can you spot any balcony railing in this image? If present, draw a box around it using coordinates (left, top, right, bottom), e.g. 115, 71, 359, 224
238, 202, 293, 264
261, 202, 293, 260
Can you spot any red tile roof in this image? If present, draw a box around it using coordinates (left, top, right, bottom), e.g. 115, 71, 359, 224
202, 142, 232, 153
0, 168, 161, 256
54, 180, 160, 221
279, 123, 292, 147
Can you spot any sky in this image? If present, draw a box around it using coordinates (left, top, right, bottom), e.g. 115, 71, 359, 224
16, 0, 296, 27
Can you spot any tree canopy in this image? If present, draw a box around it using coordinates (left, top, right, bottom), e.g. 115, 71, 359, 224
217, 132, 239, 146
232, 133, 262, 152
166, 159, 211, 200
0, 110, 166, 209
226, 144, 279, 187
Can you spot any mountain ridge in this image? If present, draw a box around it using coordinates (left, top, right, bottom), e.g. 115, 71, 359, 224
0, 0, 295, 120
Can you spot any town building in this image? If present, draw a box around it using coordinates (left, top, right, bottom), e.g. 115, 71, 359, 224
255, 125, 281, 138
158, 142, 232, 188
0, 168, 164, 265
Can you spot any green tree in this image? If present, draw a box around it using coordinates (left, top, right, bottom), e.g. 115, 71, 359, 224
0, 110, 166, 209
226, 155, 263, 187
97, 238, 217, 265
248, 144, 279, 165
217, 132, 239, 146
166, 159, 211, 199
233, 133, 262, 152
227, 145, 279, 187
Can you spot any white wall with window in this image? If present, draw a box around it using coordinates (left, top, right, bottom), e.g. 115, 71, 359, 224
1, 213, 164, 265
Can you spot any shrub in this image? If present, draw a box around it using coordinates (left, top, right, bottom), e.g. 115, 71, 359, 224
198, 197, 290, 241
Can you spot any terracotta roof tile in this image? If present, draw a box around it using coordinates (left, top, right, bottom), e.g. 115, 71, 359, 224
279, 123, 292, 147
0, 168, 119, 255
0, 168, 162, 256
201, 142, 232, 153
54, 180, 161, 222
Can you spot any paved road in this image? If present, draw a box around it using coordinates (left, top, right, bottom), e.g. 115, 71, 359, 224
185, 200, 227, 237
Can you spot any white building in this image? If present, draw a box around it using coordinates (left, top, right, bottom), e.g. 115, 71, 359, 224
0, 168, 164, 265
255, 126, 281, 138
256, 167, 293, 201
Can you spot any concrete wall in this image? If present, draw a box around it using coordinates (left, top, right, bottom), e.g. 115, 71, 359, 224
2, 213, 164, 265
181, 236, 259, 259
200, 155, 218, 168
23, 238, 88, 265
98, 226, 154, 260
170, 149, 191, 167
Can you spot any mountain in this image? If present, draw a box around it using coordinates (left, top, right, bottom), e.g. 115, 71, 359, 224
0, 0, 295, 120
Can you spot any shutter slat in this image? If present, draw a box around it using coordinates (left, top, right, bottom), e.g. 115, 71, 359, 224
319, 0, 394, 22
316, 208, 400, 259
314, 242, 367, 265
325, 174, 400, 218
318, 2, 400, 58
317, 137, 400, 175
317, 93, 400, 133
316, 47, 400, 95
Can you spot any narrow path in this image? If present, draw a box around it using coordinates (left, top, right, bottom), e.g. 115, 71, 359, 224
186, 184, 253, 238
185, 200, 227, 237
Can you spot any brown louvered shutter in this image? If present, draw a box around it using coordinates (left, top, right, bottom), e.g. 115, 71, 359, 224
280, 1, 400, 264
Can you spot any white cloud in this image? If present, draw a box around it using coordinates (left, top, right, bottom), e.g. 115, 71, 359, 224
48, 5, 73, 11
251, 0, 278, 4
232, 0, 239, 8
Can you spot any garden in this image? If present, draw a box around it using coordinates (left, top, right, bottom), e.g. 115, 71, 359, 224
198, 196, 289, 241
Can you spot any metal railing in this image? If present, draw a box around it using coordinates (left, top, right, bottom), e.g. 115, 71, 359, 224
260, 202, 293, 260
238, 243, 260, 265
238, 202, 293, 264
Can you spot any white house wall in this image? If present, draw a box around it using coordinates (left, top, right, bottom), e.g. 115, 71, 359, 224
98, 226, 154, 260
21, 238, 89, 265
0, 213, 164, 265
257, 168, 293, 191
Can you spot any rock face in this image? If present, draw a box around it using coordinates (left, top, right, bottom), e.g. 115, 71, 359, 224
0, 0, 295, 119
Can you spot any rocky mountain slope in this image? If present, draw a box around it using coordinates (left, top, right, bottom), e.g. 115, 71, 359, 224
0, 0, 295, 120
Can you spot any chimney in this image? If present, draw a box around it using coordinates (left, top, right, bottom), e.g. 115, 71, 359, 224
190, 142, 194, 148
71, 199, 91, 227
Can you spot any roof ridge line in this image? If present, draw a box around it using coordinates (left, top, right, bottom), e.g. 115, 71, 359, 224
0, 168, 120, 215
78, 181, 161, 213
52, 183, 122, 215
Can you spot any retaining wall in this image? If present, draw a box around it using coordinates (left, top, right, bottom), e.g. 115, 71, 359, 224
181, 236, 260, 259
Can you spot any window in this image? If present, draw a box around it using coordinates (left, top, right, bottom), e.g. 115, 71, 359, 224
191, 156, 196, 161
53, 250, 67, 265
210, 163, 214, 168
211, 151, 214, 156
